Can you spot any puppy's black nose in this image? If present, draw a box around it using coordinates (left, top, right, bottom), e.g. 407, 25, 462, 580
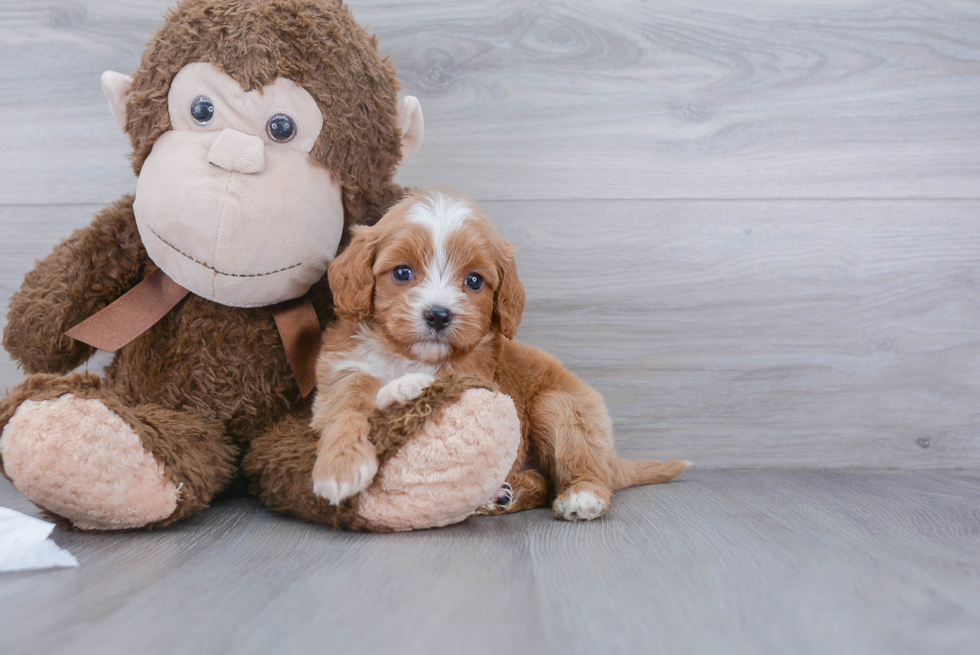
424, 306, 453, 331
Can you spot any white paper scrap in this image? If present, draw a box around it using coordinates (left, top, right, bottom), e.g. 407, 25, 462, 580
0, 506, 79, 573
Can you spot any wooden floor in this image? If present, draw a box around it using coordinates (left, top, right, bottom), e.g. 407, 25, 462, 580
2, 470, 980, 655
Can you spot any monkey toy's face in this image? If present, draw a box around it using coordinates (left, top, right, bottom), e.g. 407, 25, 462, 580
102, 62, 423, 308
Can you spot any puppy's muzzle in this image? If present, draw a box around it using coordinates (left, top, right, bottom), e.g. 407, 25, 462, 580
424, 306, 453, 332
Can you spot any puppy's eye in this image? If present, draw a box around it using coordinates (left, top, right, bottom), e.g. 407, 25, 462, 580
392, 266, 414, 283
190, 95, 215, 124
465, 273, 484, 291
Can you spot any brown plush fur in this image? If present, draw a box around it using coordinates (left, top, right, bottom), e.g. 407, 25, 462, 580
243, 374, 494, 531
317, 191, 689, 520
126, 0, 406, 224
0, 0, 414, 529
0, 372, 237, 529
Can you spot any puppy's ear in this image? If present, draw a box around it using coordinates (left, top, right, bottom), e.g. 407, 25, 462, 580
492, 242, 525, 340
329, 225, 379, 323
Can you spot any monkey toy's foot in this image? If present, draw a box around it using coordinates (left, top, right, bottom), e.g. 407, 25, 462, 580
0, 374, 236, 530
1, 394, 178, 529
357, 385, 522, 531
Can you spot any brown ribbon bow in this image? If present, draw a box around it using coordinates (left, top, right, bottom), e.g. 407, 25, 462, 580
64, 269, 321, 397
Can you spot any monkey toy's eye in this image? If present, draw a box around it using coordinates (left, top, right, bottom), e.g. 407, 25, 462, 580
392, 266, 414, 283
190, 95, 215, 124
465, 273, 484, 291
266, 113, 296, 143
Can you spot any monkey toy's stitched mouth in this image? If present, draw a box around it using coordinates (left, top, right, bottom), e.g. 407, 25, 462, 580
147, 226, 301, 278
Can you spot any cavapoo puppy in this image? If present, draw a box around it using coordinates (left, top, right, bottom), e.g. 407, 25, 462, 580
311, 191, 688, 520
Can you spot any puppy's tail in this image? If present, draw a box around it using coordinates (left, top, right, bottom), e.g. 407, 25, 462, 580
610, 457, 691, 491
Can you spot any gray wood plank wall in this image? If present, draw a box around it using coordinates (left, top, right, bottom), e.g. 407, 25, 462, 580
1, 0, 978, 468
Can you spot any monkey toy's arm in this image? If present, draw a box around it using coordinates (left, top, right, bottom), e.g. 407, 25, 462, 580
3, 195, 146, 375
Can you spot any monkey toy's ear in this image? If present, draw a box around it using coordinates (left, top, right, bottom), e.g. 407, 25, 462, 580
397, 96, 424, 166
101, 71, 133, 130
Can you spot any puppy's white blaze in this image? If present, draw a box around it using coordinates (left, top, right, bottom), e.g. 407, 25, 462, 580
333, 326, 437, 383
405, 193, 474, 329
409, 280, 466, 323
405, 192, 474, 245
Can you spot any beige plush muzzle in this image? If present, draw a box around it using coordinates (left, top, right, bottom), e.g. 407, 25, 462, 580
131, 62, 345, 308
134, 129, 343, 307
104, 61, 423, 308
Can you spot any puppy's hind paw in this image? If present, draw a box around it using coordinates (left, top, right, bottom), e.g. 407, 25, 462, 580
473, 483, 513, 516
376, 372, 436, 408
553, 487, 609, 521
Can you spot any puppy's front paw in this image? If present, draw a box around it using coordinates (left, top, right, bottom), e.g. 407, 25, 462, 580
376, 372, 436, 408
312, 439, 379, 505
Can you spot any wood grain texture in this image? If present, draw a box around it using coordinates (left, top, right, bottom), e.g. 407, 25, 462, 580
3, 3, 978, 652
3, 200, 979, 468
524, 469, 980, 655
0, 478, 546, 655
1, 0, 979, 203
483, 199, 980, 468
2, 470, 979, 655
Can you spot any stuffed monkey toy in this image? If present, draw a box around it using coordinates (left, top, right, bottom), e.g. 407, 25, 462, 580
0, 0, 519, 532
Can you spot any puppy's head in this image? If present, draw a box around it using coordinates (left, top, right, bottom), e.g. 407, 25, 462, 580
329, 191, 524, 363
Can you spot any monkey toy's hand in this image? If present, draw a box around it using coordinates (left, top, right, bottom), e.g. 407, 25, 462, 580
3, 197, 144, 374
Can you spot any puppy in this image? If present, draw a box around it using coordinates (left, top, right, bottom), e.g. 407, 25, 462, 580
311, 190, 689, 520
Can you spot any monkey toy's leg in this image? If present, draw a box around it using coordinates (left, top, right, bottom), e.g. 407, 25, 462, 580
247, 377, 525, 532
243, 414, 370, 530
0, 372, 238, 530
